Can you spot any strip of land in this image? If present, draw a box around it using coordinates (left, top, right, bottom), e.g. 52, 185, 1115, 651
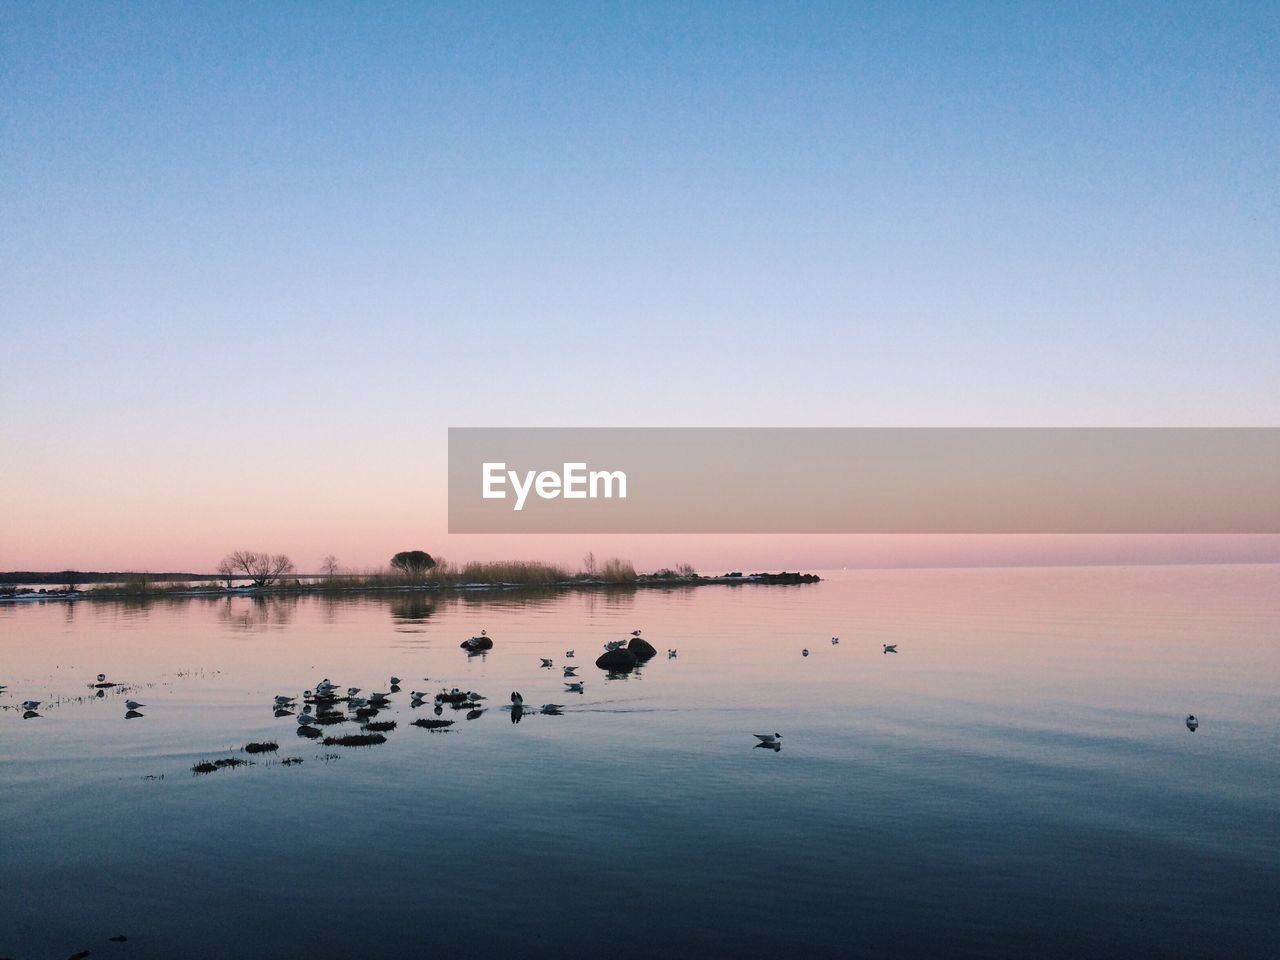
0, 569, 820, 603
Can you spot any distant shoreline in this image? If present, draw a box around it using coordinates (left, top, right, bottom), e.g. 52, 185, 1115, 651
0, 571, 822, 604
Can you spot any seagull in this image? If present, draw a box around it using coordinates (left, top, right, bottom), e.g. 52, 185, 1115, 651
667, 649, 677, 658
346, 687, 361, 697
97, 673, 107, 683
540, 658, 553, 668
349, 696, 369, 708
564, 681, 585, 693
563, 666, 578, 677
316, 679, 335, 695
389, 676, 401, 686
540, 704, 564, 715
753, 733, 782, 745
565, 650, 575, 658
511, 691, 524, 706
802, 649, 809, 657
1186, 714, 1199, 731
369, 692, 391, 704
296, 707, 318, 725
631, 630, 642, 637
883, 644, 898, 654
409, 691, 430, 700
22, 700, 41, 711
831, 636, 840, 645
125, 700, 145, 710
466, 691, 486, 702
273, 695, 296, 706
604, 640, 627, 651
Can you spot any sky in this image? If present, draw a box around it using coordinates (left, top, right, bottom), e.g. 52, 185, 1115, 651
2, 2, 1278, 572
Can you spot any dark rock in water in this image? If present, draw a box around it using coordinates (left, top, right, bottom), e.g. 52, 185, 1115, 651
323, 733, 387, 747
627, 636, 658, 660
413, 718, 454, 730
296, 725, 322, 739
109, 935, 127, 943
596, 648, 638, 671
461, 635, 493, 651
244, 741, 278, 754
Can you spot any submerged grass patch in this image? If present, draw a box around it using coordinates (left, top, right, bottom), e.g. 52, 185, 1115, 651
323, 733, 387, 747
244, 741, 278, 753
412, 718, 455, 730
192, 757, 251, 774
362, 720, 397, 732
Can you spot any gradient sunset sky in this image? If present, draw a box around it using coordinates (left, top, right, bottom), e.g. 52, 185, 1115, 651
3, 3, 1277, 572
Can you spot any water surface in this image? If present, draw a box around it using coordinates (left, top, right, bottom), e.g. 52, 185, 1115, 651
2, 565, 1277, 959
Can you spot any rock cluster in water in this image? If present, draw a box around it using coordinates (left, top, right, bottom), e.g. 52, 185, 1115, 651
595, 635, 658, 672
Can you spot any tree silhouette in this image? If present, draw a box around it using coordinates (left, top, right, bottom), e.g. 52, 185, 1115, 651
390, 550, 436, 578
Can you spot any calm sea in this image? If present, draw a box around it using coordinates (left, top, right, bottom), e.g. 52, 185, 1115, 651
1, 565, 1277, 959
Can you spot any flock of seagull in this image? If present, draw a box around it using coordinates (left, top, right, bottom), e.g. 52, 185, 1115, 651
4, 631, 1204, 741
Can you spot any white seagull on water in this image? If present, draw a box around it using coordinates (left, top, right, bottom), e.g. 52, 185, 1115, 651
753, 733, 782, 745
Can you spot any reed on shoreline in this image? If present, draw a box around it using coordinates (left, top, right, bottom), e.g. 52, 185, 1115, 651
1, 559, 820, 602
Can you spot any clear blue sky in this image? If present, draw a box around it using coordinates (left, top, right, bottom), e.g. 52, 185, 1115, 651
2, 2, 1277, 570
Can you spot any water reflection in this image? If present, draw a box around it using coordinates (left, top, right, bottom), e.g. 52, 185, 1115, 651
216, 595, 298, 631
1, 565, 1277, 960
389, 594, 435, 626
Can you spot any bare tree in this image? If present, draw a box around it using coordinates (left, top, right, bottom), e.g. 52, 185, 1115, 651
218, 550, 295, 589
216, 558, 236, 589
583, 552, 597, 577
321, 554, 341, 579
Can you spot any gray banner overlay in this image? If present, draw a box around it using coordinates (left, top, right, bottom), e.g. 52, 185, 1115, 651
448, 428, 1280, 534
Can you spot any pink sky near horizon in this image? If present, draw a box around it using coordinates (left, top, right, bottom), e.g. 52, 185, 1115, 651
5, 434, 1278, 573
4, 514, 1278, 575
